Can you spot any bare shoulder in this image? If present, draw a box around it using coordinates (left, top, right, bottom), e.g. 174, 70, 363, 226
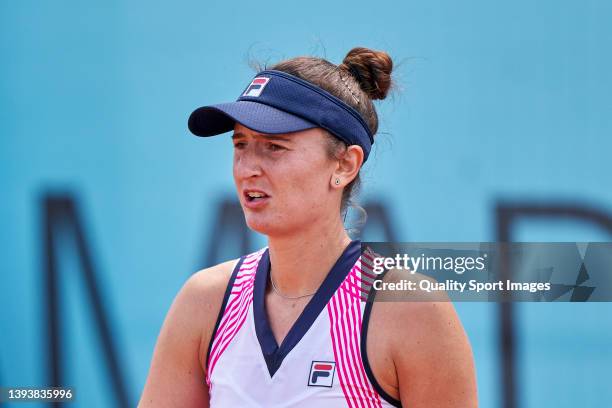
186, 258, 238, 313
186, 259, 240, 365
164, 258, 238, 345
368, 268, 478, 407
137, 258, 238, 408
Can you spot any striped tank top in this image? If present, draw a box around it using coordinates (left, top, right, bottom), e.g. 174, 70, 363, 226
205, 240, 402, 407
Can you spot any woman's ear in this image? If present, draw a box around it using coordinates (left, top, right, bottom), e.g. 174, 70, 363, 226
331, 145, 364, 188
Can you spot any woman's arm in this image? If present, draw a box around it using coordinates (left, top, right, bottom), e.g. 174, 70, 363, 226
138, 260, 236, 408
392, 300, 478, 407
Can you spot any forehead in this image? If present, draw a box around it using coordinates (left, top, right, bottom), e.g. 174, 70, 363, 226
232, 123, 325, 142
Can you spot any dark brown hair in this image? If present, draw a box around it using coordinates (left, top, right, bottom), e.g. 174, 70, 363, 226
268, 47, 394, 217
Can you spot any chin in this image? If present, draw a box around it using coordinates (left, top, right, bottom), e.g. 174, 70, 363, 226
244, 214, 294, 237
244, 213, 271, 232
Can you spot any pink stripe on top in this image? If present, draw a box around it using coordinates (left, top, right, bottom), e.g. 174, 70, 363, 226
327, 261, 383, 408
206, 249, 265, 387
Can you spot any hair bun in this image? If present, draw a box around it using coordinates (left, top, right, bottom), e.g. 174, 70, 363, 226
339, 47, 393, 100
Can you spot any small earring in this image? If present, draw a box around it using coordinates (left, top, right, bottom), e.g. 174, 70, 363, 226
335, 178, 340, 185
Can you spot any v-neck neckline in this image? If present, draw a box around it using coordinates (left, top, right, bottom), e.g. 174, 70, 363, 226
252, 240, 361, 377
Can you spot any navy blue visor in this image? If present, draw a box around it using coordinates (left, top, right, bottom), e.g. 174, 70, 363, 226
188, 70, 374, 161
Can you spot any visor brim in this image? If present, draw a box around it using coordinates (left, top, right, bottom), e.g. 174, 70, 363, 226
188, 101, 318, 137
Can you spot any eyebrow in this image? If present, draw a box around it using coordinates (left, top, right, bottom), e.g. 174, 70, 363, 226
231, 131, 292, 142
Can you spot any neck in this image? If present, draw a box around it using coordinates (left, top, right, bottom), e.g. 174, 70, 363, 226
267, 215, 353, 297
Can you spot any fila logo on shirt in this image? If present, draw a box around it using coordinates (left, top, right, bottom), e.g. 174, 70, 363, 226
243, 77, 270, 97
308, 361, 336, 388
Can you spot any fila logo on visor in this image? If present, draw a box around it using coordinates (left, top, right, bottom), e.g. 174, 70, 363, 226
308, 361, 336, 388
243, 77, 270, 97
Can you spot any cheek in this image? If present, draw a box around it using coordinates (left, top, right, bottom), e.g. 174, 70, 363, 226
275, 160, 331, 209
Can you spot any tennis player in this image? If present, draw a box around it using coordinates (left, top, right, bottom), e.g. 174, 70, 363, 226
139, 47, 477, 407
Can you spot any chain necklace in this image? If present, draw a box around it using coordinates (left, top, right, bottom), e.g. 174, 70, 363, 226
269, 271, 318, 300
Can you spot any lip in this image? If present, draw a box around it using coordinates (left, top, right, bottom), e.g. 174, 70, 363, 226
242, 189, 271, 210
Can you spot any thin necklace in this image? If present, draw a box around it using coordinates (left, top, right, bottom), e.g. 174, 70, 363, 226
269, 272, 317, 300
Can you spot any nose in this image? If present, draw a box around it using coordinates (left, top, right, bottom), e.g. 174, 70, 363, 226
233, 144, 263, 180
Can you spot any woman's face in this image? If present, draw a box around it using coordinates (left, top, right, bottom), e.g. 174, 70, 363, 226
232, 122, 339, 236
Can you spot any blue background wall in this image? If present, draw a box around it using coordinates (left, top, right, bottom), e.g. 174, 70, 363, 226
2, 0, 611, 406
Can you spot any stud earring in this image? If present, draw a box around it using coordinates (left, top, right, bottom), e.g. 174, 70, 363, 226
335, 178, 340, 185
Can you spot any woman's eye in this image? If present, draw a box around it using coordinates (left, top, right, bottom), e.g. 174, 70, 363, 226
268, 143, 285, 151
